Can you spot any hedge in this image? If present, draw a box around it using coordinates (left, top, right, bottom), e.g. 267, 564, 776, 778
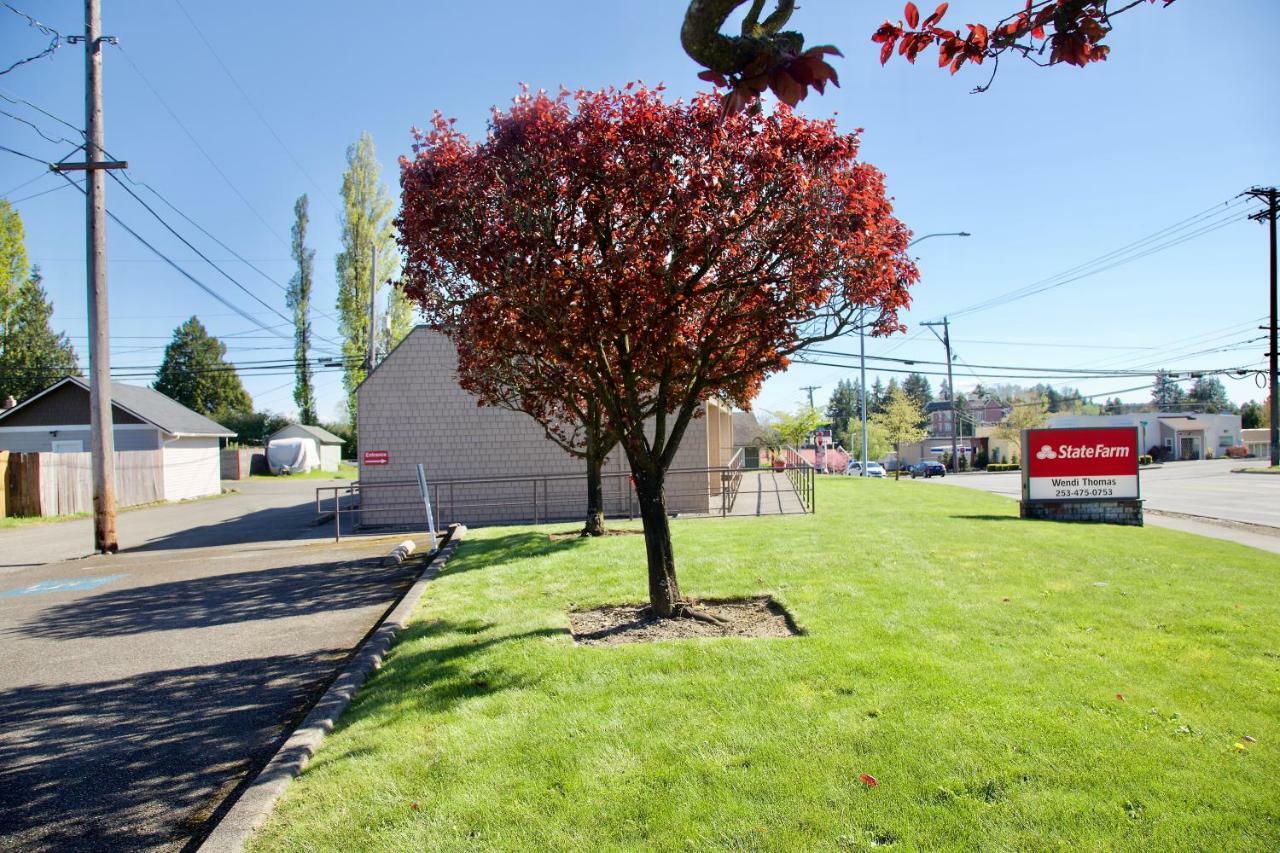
986, 463, 1021, 472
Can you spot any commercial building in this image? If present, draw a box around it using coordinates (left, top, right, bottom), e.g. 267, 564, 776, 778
0, 376, 233, 503
355, 327, 734, 528
1046, 412, 1242, 460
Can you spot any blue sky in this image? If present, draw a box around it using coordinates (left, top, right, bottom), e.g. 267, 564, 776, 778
2, 0, 1277, 422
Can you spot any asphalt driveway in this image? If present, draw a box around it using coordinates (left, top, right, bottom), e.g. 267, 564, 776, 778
0, 478, 429, 851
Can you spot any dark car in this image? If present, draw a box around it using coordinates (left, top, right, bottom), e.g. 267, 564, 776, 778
910, 460, 946, 478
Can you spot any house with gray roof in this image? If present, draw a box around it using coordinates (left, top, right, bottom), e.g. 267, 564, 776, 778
266, 423, 346, 472
0, 376, 234, 501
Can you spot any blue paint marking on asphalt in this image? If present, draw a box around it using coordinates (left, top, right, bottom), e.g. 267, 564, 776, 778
0, 574, 128, 598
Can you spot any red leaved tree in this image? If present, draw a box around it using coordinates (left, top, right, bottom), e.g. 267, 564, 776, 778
683, 0, 1178, 113
399, 86, 916, 618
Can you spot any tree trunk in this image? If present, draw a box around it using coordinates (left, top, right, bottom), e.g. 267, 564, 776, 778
894, 442, 901, 480
634, 470, 681, 617
583, 448, 606, 537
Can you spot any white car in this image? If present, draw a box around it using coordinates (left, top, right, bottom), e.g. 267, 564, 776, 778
847, 461, 887, 478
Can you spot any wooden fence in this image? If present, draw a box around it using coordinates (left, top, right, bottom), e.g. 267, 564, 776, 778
2, 450, 164, 517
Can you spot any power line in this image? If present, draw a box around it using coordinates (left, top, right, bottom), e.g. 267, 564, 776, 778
114, 43, 290, 247
933, 196, 1260, 321
1, 4, 63, 76
172, 0, 339, 212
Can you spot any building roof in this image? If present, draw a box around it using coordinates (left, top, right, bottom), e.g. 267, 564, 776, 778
269, 423, 345, 445
1160, 417, 1205, 431
0, 376, 235, 437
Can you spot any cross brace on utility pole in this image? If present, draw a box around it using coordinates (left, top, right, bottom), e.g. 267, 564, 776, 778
921, 318, 959, 472
800, 385, 821, 412
1246, 187, 1279, 468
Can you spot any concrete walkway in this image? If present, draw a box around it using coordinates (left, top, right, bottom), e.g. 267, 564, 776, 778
0, 478, 431, 851
727, 470, 808, 516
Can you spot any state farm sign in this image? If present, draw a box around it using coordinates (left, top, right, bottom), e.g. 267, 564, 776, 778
1022, 427, 1139, 501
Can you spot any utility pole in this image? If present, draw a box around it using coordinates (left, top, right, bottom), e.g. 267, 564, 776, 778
366, 243, 377, 371
56, 0, 125, 554
800, 385, 820, 412
1247, 187, 1279, 467
922, 318, 958, 472
859, 308, 868, 476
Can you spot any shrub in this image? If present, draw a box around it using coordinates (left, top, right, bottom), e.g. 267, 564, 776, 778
987, 463, 1021, 472
1226, 445, 1249, 459
1138, 455, 1154, 466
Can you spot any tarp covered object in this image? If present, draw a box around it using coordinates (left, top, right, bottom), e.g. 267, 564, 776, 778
266, 437, 318, 474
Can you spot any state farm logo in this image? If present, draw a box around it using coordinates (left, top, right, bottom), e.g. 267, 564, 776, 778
1036, 445, 1057, 461
1039, 443, 1131, 460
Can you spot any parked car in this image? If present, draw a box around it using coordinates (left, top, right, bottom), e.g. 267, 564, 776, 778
846, 461, 886, 478
910, 460, 947, 478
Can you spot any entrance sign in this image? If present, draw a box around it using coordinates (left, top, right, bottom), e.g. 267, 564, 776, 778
1022, 427, 1139, 501
363, 450, 390, 466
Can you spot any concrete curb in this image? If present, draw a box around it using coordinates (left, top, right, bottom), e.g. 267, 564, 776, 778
198, 523, 468, 852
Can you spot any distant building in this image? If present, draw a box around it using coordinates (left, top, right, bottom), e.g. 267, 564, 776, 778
1241, 428, 1270, 458
0, 376, 233, 501
266, 424, 345, 472
928, 398, 1008, 438
1047, 412, 1242, 460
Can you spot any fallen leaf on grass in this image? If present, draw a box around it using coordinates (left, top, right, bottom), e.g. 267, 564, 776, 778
1116, 693, 1125, 702
859, 773, 879, 787
1242, 735, 1257, 743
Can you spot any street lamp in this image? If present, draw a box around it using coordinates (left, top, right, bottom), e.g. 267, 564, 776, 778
857, 230, 971, 477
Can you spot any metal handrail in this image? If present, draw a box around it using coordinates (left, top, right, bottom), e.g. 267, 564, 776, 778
781, 445, 816, 513
317, 457, 811, 540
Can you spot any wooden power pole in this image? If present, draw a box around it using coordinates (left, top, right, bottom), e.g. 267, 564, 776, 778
1248, 188, 1279, 467
922, 317, 959, 472
57, 0, 126, 553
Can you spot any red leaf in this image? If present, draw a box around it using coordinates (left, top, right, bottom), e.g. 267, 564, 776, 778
697, 70, 728, 87
1116, 693, 1125, 702
880, 40, 895, 65
859, 773, 879, 787
768, 68, 805, 107
970, 23, 989, 51
1031, 25, 1046, 39
904, 2, 920, 28
804, 44, 844, 57
923, 2, 948, 28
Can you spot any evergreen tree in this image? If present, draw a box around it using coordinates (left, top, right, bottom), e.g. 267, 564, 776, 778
288, 194, 317, 424
869, 377, 886, 414
903, 372, 932, 409
1241, 400, 1265, 430
1151, 370, 1185, 411
154, 316, 251, 418
1, 199, 26, 326
1187, 376, 1232, 413
0, 268, 80, 401
824, 378, 861, 447
335, 132, 414, 423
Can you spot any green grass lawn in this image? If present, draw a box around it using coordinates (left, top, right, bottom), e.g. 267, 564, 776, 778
252, 478, 1280, 851
250, 462, 357, 481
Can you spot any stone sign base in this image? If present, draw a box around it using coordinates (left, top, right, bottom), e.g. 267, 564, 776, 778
1020, 499, 1143, 526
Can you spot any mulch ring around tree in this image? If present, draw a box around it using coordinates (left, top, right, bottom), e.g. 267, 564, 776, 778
569, 596, 801, 646
548, 529, 645, 542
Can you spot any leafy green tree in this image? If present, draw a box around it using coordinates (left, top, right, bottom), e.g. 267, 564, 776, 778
825, 378, 861, 447
847, 416, 891, 462
995, 392, 1049, 445
218, 409, 293, 446
1, 199, 26, 325
1187, 376, 1232, 414
335, 132, 414, 422
873, 386, 927, 480
154, 316, 251, 418
769, 405, 821, 449
288, 194, 317, 424
0, 267, 80, 401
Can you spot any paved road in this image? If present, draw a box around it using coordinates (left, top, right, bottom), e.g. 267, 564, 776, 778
1, 478, 355, 571
927, 458, 1280, 552
0, 479, 429, 851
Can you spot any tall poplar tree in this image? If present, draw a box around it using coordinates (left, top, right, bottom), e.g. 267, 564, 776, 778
154, 316, 251, 418
288, 194, 317, 424
335, 132, 413, 423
